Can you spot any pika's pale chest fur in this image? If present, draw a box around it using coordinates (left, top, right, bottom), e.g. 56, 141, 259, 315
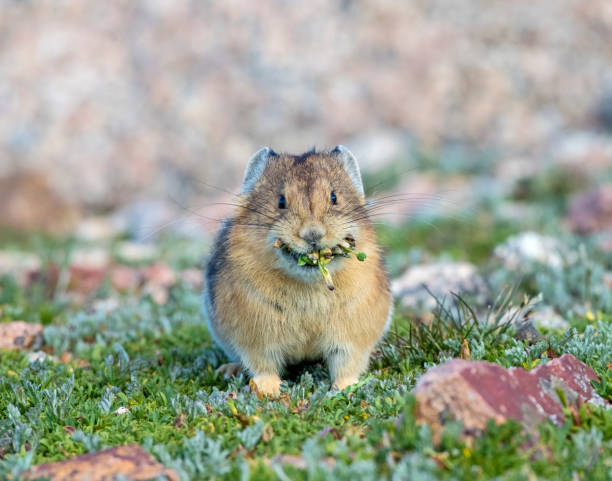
203, 146, 392, 396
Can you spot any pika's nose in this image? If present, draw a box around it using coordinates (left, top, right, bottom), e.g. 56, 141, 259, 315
299, 223, 326, 245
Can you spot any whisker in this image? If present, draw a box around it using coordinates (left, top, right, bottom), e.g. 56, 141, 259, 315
139, 215, 198, 241
190, 178, 240, 198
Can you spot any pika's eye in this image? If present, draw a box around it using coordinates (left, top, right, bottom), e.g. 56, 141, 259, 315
278, 194, 287, 209
331, 191, 337, 205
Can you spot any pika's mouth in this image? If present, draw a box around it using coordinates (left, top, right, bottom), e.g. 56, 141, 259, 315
278, 247, 319, 268
273, 236, 366, 291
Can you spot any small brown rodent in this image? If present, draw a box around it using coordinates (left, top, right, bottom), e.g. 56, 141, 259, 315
203, 146, 392, 396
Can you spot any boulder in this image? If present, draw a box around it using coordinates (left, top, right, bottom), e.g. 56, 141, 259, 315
0, 321, 44, 350
22, 445, 178, 481
414, 354, 606, 441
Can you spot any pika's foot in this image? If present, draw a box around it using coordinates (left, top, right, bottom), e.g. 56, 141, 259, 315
217, 362, 244, 378
250, 374, 281, 399
333, 377, 359, 391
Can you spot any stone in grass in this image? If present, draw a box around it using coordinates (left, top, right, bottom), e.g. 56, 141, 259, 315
0, 321, 44, 350
110, 265, 141, 292
391, 262, 487, 312
493, 231, 571, 270
414, 354, 607, 442
68, 265, 107, 296
115, 241, 159, 264
22, 444, 179, 481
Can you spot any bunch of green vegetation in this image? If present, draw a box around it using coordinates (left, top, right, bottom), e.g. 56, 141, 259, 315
274, 238, 366, 291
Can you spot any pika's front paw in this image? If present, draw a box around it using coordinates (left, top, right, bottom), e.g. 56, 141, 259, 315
333, 377, 359, 391
249, 374, 281, 398
217, 362, 244, 378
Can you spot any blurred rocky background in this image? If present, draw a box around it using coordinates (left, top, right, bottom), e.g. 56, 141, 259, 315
1, 0, 612, 238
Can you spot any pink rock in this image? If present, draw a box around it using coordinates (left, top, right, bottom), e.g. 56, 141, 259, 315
0, 321, 44, 350
68, 266, 106, 295
110, 265, 142, 291
141, 263, 176, 287
143, 284, 169, 305
22, 444, 179, 481
414, 354, 606, 441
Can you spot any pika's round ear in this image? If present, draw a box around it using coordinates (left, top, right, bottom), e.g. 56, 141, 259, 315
331, 145, 364, 199
240, 147, 277, 194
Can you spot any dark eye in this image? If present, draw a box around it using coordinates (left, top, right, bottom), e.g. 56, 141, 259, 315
278, 194, 287, 209
331, 191, 337, 205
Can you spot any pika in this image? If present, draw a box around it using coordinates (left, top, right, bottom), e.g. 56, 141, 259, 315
203, 146, 392, 396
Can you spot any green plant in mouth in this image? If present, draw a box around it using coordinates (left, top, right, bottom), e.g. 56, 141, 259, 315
275, 237, 367, 291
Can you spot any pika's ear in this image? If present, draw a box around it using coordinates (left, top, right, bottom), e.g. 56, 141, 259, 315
331, 145, 364, 198
240, 147, 277, 194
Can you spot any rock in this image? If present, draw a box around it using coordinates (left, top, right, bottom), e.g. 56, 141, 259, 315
143, 284, 169, 305
68, 266, 106, 296
115, 241, 158, 264
70, 248, 110, 270
567, 184, 612, 243
414, 354, 607, 442
142, 263, 176, 288
140, 263, 177, 305
58, 352, 91, 368
66, 248, 112, 297
493, 232, 570, 270
76, 216, 124, 242
109, 263, 182, 299
22, 444, 179, 481
91, 298, 120, 314
391, 262, 487, 311
0, 321, 44, 350
26, 351, 55, 363
110, 265, 141, 292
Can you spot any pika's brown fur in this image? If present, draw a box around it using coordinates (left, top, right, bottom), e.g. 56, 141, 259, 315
204, 147, 392, 396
